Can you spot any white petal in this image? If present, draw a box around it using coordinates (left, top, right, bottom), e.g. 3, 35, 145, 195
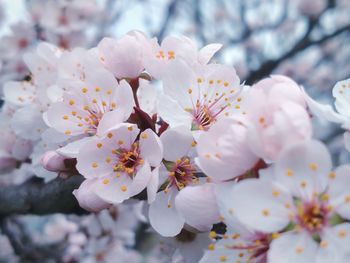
11, 106, 47, 141
302, 88, 345, 123
333, 78, 350, 119
328, 165, 350, 219
199, 238, 250, 263
147, 167, 159, 204
268, 232, 317, 263
160, 126, 193, 162
198, 43, 222, 65
57, 136, 91, 158
11, 138, 33, 161
129, 162, 153, 197
230, 179, 291, 233
175, 184, 220, 232
157, 94, 192, 129
94, 174, 133, 204
274, 140, 332, 201
73, 179, 111, 212
149, 190, 185, 237
316, 224, 350, 263
139, 129, 163, 167
96, 110, 128, 136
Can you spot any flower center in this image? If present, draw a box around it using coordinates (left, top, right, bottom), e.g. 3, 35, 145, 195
165, 157, 196, 190
296, 200, 330, 233
213, 232, 270, 262
193, 104, 215, 130
113, 143, 143, 175
191, 96, 227, 131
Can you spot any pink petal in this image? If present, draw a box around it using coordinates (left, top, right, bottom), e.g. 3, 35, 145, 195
73, 179, 111, 212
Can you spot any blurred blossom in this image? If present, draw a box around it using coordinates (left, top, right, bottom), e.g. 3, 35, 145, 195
0, 0, 349, 262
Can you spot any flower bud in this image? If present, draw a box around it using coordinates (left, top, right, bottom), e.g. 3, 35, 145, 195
41, 151, 67, 172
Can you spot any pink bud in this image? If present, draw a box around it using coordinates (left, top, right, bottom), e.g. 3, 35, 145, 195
73, 179, 111, 212
41, 151, 67, 172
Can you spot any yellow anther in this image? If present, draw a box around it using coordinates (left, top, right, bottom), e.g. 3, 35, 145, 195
106, 90, 112, 95
262, 209, 270, 217
141, 133, 148, 139
102, 179, 109, 185
105, 156, 111, 163
338, 229, 347, 238
272, 190, 280, 197
128, 126, 133, 131
121, 185, 127, 192
95, 87, 100, 92
329, 172, 336, 179
65, 130, 71, 135
82, 87, 88, 93
83, 105, 89, 110
295, 247, 304, 254
107, 132, 113, 138
300, 181, 307, 188
63, 115, 69, 120
320, 240, 328, 248
232, 233, 240, 239
97, 143, 102, 148
219, 255, 227, 262
92, 98, 97, 103
321, 194, 329, 201
197, 78, 203, 83
208, 244, 215, 250
69, 99, 75, 105
286, 169, 293, 177
188, 88, 192, 94
223, 82, 229, 87
271, 232, 280, 239
309, 163, 317, 171
92, 162, 98, 168
209, 231, 217, 239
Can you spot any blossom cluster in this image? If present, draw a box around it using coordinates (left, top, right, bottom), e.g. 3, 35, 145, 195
0, 0, 101, 86
1, 27, 350, 262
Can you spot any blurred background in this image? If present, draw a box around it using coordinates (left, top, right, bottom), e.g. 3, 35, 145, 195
0, 0, 349, 262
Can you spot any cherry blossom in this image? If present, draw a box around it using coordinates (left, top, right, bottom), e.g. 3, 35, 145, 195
225, 140, 350, 262
97, 31, 151, 80
143, 35, 222, 79
45, 70, 134, 157
243, 75, 312, 161
149, 127, 220, 237
158, 59, 241, 131
76, 123, 163, 204
195, 117, 259, 182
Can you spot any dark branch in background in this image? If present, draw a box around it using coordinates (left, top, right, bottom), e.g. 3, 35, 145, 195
1, 217, 66, 261
245, 13, 350, 85
194, 0, 207, 44
0, 175, 86, 217
156, 0, 178, 41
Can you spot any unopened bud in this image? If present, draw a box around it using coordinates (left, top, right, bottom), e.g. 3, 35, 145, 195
41, 151, 67, 172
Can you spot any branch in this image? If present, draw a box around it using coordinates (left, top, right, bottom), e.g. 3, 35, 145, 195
156, 0, 178, 41
245, 23, 350, 85
0, 175, 86, 217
